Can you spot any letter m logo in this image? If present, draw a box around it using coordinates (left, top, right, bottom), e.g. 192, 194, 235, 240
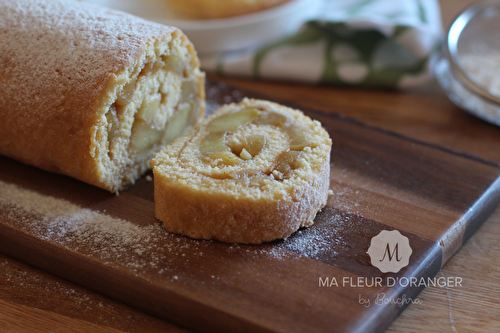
367, 230, 412, 273
379, 243, 402, 262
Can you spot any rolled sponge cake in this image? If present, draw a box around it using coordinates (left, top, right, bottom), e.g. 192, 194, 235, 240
0, 0, 205, 192
150, 99, 332, 244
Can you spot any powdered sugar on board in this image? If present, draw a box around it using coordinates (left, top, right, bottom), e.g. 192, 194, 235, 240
275, 213, 348, 258
205, 81, 244, 114
0, 180, 210, 277
0, 178, 353, 276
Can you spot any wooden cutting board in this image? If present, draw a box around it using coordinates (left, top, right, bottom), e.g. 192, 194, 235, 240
1, 81, 500, 333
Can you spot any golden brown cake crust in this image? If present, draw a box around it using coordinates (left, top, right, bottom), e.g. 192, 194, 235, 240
151, 99, 332, 244
0, 0, 204, 192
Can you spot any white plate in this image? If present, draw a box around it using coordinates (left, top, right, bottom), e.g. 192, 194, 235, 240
83, 0, 322, 55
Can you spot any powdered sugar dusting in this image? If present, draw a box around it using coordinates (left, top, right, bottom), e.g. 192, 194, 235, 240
0, 0, 176, 132
1, 0, 172, 79
205, 81, 241, 114
0, 177, 351, 274
277, 214, 348, 258
0, 180, 208, 275
328, 186, 362, 215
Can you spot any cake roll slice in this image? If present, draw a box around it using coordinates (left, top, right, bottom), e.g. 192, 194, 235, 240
0, 0, 205, 192
150, 99, 332, 244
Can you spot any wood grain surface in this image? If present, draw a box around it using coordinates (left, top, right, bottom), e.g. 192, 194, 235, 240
2, 0, 500, 332
1, 78, 500, 332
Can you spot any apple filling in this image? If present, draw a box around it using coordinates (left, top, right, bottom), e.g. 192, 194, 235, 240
125, 74, 199, 154
199, 108, 313, 181
105, 104, 118, 142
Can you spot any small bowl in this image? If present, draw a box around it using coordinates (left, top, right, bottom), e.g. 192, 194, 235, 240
436, 0, 500, 126
84, 0, 322, 55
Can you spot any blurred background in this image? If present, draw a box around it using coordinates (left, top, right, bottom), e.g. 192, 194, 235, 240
3, 1, 500, 333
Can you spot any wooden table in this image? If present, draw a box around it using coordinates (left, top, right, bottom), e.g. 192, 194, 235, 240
2, 0, 499, 332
